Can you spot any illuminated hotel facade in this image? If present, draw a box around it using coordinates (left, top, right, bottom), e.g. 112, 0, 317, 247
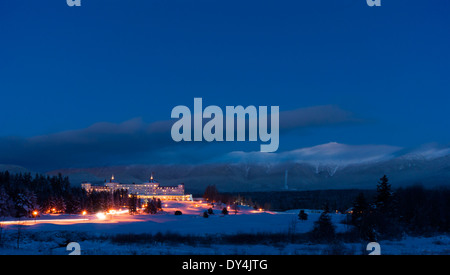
81, 174, 193, 201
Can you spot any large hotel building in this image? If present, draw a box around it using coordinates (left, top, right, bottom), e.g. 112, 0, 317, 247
81, 174, 192, 201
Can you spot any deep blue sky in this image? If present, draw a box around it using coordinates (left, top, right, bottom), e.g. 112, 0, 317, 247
0, 0, 449, 170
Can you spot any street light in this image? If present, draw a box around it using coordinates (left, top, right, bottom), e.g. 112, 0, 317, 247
32, 210, 38, 223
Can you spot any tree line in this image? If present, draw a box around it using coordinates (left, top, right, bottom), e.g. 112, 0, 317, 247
0, 171, 80, 218
216, 189, 377, 212
308, 175, 450, 243
349, 175, 450, 240
202, 175, 450, 242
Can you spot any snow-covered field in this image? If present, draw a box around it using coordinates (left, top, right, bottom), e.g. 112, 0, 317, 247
0, 200, 449, 255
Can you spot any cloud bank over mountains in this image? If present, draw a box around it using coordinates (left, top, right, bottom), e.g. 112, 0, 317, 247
0, 105, 359, 170
0, 104, 448, 172
222, 142, 403, 166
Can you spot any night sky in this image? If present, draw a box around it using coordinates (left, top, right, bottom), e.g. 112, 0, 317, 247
0, 0, 449, 171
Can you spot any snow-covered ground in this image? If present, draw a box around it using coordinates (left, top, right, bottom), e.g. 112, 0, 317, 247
0, 201, 346, 235
0, 200, 449, 255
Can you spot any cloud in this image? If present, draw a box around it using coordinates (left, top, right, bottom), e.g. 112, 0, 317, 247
0, 104, 360, 171
222, 142, 403, 166
0, 118, 176, 170
398, 143, 450, 160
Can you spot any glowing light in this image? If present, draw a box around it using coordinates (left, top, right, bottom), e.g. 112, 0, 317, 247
32, 211, 38, 216
116, 209, 129, 214
96, 213, 107, 220
82, 210, 87, 215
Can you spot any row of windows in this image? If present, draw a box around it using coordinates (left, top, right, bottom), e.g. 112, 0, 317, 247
83, 183, 184, 194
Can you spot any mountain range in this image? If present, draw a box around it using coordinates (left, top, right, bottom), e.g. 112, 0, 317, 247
42, 154, 450, 194
2, 142, 450, 194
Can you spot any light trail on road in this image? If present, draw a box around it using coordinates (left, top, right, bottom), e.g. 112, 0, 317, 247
0, 218, 90, 226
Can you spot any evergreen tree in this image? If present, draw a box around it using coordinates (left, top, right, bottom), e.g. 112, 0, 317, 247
113, 189, 128, 209
128, 194, 138, 215
311, 211, 335, 243
357, 175, 402, 240
352, 192, 369, 225
145, 199, 158, 214
207, 207, 214, 215
14, 192, 33, 218
298, 210, 308, 221
0, 186, 13, 218
65, 193, 82, 214
203, 185, 220, 202
322, 201, 330, 214
156, 198, 162, 210
376, 175, 393, 214
350, 192, 378, 241
222, 207, 229, 215
55, 196, 66, 213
